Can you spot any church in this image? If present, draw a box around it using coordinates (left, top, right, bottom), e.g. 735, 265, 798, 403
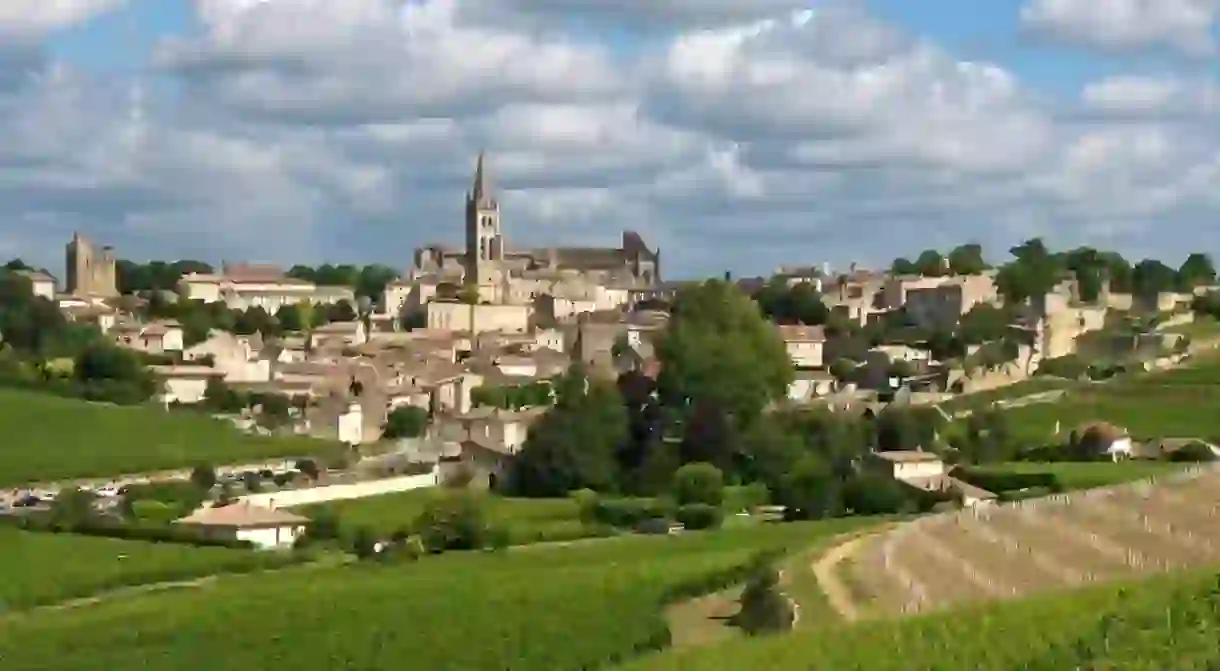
411, 153, 662, 301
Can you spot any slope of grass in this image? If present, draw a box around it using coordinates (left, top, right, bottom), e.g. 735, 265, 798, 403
0, 388, 337, 485
0, 521, 861, 671
0, 528, 304, 611
939, 377, 1075, 414
621, 567, 1220, 671
302, 488, 597, 545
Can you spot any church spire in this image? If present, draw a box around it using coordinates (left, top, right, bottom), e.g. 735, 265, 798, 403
471, 151, 491, 205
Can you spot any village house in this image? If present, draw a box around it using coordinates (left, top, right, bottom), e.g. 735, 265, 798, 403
183, 331, 272, 384
151, 365, 224, 404
112, 319, 185, 355
14, 269, 57, 299
885, 271, 999, 332
868, 451, 997, 508
174, 502, 310, 550
178, 263, 355, 312
777, 324, 826, 369
431, 406, 548, 456
309, 320, 368, 349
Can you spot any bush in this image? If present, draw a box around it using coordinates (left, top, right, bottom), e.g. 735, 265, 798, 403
571, 488, 600, 524
673, 462, 725, 507
724, 483, 770, 513
413, 493, 490, 553
734, 560, 795, 636
9, 516, 255, 549
954, 467, 1063, 494
591, 498, 673, 529
1168, 442, 1217, 462
675, 503, 723, 530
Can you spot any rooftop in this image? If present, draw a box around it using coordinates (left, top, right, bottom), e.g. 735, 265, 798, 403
175, 502, 310, 528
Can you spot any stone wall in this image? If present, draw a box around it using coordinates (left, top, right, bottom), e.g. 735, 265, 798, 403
238, 469, 440, 508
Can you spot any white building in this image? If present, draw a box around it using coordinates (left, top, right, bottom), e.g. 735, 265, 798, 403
15, 269, 57, 299
173, 502, 310, 550
151, 365, 224, 404
179, 263, 354, 312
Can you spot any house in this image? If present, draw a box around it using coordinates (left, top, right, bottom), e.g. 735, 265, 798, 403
787, 371, 835, 402
777, 325, 826, 368
870, 450, 997, 508
184, 331, 271, 384
14, 269, 57, 299
438, 440, 513, 490
150, 365, 224, 404
431, 406, 547, 455
174, 502, 310, 550
178, 263, 354, 312
309, 320, 368, 348
112, 319, 185, 355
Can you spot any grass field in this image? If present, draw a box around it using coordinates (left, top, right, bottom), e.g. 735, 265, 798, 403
0, 521, 866, 671
938, 377, 1076, 414
621, 566, 1220, 670
0, 388, 338, 485
303, 489, 597, 545
965, 461, 1183, 491
0, 528, 305, 611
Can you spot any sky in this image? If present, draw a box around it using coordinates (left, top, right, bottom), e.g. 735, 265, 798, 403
4, 0, 1220, 279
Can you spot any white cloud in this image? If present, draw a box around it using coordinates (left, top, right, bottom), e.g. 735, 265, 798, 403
6, 0, 1220, 276
0, 0, 125, 36
1021, 0, 1220, 54
1080, 74, 1220, 116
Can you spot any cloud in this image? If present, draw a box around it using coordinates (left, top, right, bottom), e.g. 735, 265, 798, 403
1080, 74, 1220, 117
0, 0, 126, 37
1021, 0, 1220, 55
6, 0, 1220, 277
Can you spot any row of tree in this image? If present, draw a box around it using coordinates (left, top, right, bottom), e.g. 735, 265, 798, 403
142, 292, 361, 347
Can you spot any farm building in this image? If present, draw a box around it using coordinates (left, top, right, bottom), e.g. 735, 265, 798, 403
175, 502, 310, 550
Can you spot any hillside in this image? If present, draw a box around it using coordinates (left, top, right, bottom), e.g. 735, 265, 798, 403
0, 388, 337, 486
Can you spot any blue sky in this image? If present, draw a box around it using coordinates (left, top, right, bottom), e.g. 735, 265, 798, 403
5, 0, 1220, 278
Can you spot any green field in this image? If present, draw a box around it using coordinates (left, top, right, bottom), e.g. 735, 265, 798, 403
622, 566, 1220, 670
0, 520, 872, 671
303, 489, 598, 545
0, 388, 338, 485
0, 528, 304, 611
965, 461, 1184, 491
939, 377, 1075, 413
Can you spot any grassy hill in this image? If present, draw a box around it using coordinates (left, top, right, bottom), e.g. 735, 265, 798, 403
0, 527, 304, 611
0, 388, 338, 485
0, 519, 874, 671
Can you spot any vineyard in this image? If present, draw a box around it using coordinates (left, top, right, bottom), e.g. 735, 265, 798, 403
0, 520, 867, 671
623, 567, 1220, 670
845, 464, 1220, 616
0, 528, 303, 611
625, 465, 1220, 670
0, 389, 336, 486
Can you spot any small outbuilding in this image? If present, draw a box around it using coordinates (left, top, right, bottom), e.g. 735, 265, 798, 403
174, 502, 310, 550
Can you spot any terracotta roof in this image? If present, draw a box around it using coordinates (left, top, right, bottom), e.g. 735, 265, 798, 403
777, 325, 827, 342
175, 502, 310, 528
221, 263, 290, 284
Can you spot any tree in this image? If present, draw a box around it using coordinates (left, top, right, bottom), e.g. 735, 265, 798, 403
189, 463, 217, 491
890, 257, 919, 275
995, 238, 1060, 305
275, 304, 307, 333
659, 280, 792, 431
672, 462, 725, 507
735, 561, 794, 635
1133, 259, 1177, 299
957, 303, 1012, 345
49, 487, 99, 528
773, 454, 841, 519
295, 458, 321, 480
1178, 253, 1216, 291
914, 250, 946, 276
946, 243, 986, 275
383, 405, 429, 439
788, 282, 829, 325
679, 401, 739, 470
325, 300, 358, 323
511, 367, 627, 496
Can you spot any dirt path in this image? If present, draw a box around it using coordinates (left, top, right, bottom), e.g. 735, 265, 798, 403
811, 534, 873, 623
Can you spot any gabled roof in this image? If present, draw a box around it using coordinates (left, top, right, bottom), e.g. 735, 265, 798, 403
175, 502, 310, 528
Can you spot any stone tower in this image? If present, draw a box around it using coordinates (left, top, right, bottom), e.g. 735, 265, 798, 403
464, 152, 504, 286
65, 232, 118, 297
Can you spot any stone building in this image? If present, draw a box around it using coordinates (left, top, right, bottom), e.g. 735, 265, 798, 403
411, 153, 662, 294
65, 232, 118, 297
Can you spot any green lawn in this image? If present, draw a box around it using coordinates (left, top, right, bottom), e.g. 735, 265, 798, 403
965, 461, 1184, 491
302, 489, 599, 545
620, 566, 1220, 671
0, 388, 339, 485
0, 528, 304, 611
1163, 316, 1220, 338
0, 521, 858, 671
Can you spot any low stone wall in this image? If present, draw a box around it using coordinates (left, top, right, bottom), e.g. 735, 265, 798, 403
239, 469, 440, 508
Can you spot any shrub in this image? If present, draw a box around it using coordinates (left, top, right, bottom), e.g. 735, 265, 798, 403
1168, 442, 1217, 462
953, 467, 1062, 494
571, 488, 600, 524
413, 493, 490, 553
673, 462, 725, 507
591, 498, 673, 529
734, 560, 794, 636
675, 503, 723, 530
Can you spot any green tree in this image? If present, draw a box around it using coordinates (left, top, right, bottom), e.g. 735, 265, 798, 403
995, 238, 1061, 305
1177, 253, 1216, 291
735, 561, 794, 635
189, 463, 217, 491
275, 304, 307, 332
1133, 259, 1177, 298
49, 487, 99, 528
659, 280, 792, 431
672, 462, 725, 507
773, 453, 841, 519
383, 405, 429, 439
325, 300, 358, 323
914, 249, 946, 276
890, 257, 919, 275
788, 282, 829, 325
511, 367, 627, 496
413, 493, 490, 553
946, 243, 986, 275
356, 264, 399, 301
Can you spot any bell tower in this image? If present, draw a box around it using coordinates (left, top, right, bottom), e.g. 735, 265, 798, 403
465, 152, 503, 286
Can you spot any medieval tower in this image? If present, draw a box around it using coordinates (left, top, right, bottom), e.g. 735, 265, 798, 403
464, 152, 504, 286
65, 232, 118, 297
